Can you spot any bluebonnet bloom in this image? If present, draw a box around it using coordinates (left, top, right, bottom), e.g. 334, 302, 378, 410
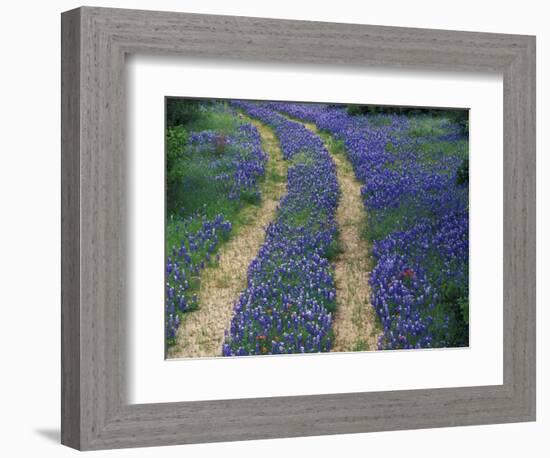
165, 212, 233, 341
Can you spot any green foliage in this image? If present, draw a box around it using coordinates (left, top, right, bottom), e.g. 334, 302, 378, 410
458, 296, 469, 327
346, 105, 370, 116
436, 281, 469, 345
320, 131, 346, 155
239, 189, 261, 205
185, 110, 241, 135
346, 104, 469, 138
166, 98, 203, 128
364, 199, 431, 242
456, 158, 469, 186
408, 116, 447, 138
291, 151, 316, 166
352, 340, 369, 352
283, 207, 314, 227
418, 139, 469, 163
169, 155, 240, 219
267, 165, 286, 184
166, 125, 188, 204
368, 116, 392, 127
325, 231, 344, 262
331, 138, 346, 154
385, 141, 397, 154
445, 109, 469, 135
166, 125, 188, 158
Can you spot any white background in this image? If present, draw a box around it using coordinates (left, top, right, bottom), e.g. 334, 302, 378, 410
0, 0, 546, 457
129, 57, 503, 403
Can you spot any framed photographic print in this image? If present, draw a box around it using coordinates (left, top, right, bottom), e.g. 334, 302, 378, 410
61, 6, 536, 450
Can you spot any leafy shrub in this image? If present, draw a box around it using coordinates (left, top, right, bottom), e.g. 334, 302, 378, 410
166, 125, 188, 162
166, 126, 188, 201
445, 109, 469, 135
456, 158, 469, 186
166, 98, 202, 128
347, 105, 367, 116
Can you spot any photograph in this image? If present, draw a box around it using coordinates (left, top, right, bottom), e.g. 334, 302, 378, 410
164, 98, 470, 358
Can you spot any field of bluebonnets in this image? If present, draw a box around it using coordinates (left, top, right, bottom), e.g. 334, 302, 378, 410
165, 98, 469, 358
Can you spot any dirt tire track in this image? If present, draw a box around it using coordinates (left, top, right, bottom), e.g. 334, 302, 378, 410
294, 118, 381, 352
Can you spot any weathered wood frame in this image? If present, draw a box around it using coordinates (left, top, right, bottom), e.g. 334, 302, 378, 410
61, 6, 536, 450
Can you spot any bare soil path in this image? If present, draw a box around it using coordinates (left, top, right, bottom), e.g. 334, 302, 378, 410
167, 116, 287, 358
289, 117, 381, 352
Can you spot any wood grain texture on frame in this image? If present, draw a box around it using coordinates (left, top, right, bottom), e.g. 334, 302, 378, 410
61, 6, 536, 450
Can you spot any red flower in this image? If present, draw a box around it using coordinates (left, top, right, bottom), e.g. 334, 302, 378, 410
402, 268, 415, 279
213, 134, 228, 154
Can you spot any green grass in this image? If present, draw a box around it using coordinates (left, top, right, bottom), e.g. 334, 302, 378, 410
325, 231, 344, 262
352, 339, 369, 352
290, 150, 316, 166
185, 107, 242, 135
418, 138, 468, 164
319, 131, 346, 155
407, 115, 449, 138
363, 198, 435, 242
266, 164, 286, 185
367, 115, 392, 127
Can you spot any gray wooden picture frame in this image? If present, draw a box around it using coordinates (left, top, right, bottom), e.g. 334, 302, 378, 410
61, 6, 536, 451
